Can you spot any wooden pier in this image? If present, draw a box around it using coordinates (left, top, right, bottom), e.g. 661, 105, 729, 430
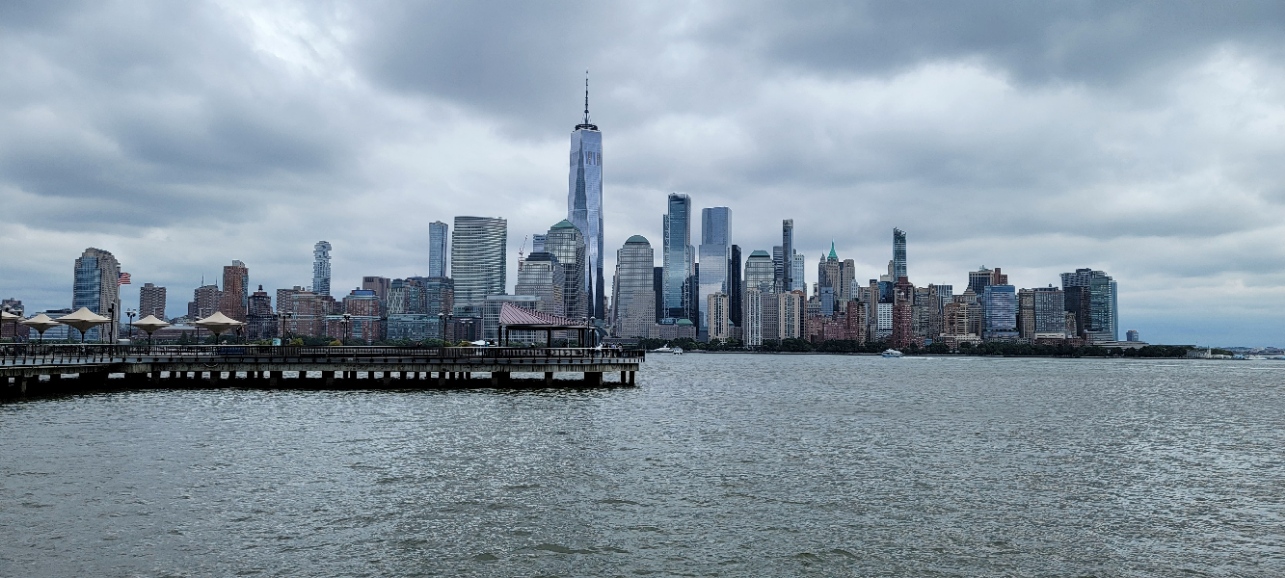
0, 344, 645, 399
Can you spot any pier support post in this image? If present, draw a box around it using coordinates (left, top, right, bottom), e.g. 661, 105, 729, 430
584, 372, 602, 386
544, 372, 554, 386
269, 371, 282, 387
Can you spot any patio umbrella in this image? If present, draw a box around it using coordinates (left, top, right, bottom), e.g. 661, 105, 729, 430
21, 313, 60, 343
193, 311, 244, 342
133, 315, 170, 345
55, 307, 112, 343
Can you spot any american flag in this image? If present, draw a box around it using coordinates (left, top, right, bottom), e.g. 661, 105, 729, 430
118, 272, 131, 285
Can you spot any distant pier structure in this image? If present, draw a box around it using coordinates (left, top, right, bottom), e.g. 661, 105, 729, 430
1, 344, 643, 399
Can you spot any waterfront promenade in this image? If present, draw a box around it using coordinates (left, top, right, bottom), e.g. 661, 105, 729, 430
0, 344, 644, 399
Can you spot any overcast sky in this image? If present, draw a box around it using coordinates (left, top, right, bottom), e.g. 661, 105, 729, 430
3, 1, 1283, 346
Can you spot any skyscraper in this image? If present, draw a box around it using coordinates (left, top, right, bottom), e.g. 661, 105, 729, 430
451, 216, 507, 317
139, 283, 166, 320
220, 260, 249, 322
515, 252, 566, 317
72, 247, 122, 341
611, 235, 656, 339
568, 75, 605, 320
428, 221, 448, 278
1061, 268, 1118, 343
892, 228, 908, 279
546, 219, 588, 319
728, 245, 743, 328
981, 284, 1019, 340
662, 193, 694, 321
697, 207, 732, 340
313, 241, 332, 297
781, 219, 794, 291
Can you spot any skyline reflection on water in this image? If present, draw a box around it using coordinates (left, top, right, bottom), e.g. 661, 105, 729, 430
2, 354, 1283, 576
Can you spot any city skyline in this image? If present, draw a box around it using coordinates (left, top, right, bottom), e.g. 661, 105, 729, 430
2, 3, 1283, 346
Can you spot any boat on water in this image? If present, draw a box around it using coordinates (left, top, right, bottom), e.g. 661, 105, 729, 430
672, 347, 684, 355
881, 349, 903, 358
652, 344, 673, 353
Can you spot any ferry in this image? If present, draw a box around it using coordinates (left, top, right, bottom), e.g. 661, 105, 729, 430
880, 349, 903, 358
672, 347, 684, 355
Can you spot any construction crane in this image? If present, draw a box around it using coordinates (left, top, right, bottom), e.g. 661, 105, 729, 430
518, 235, 528, 260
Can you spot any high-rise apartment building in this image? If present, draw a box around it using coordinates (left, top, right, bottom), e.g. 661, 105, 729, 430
707, 292, 731, 342
742, 287, 763, 346
981, 284, 1019, 340
697, 207, 732, 340
220, 260, 249, 322
568, 77, 605, 319
546, 220, 587, 319
139, 283, 166, 320
188, 284, 222, 321
313, 241, 332, 297
428, 221, 448, 278
361, 276, 391, 313
742, 250, 775, 345
791, 253, 805, 293
72, 247, 122, 341
1017, 288, 1036, 339
246, 285, 275, 340
781, 220, 794, 291
451, 216, 507, 317
1061, 268, 1118, 343
611, 235, 656, 339
662, 193, 694, 321
893, 228, 908, 279
1033, 286, 1067, 338
891, 277, 914, 348
728, 245, 743, 328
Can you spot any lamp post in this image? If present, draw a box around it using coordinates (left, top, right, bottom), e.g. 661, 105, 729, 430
126, 308, 136, 342
284, 311, 295, 342
341, 313, 352, 345
589, 316, 596, 348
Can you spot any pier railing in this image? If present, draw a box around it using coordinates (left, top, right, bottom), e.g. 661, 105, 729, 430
0, 344, 646, 366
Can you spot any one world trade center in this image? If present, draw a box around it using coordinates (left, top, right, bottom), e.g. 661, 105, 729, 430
568, 74, 604, 320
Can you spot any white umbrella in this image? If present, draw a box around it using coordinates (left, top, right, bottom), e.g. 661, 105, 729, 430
193, 311, 244, 341
55, 307, 112, 343
133, 315, 171, 344
21, 313, 60, 343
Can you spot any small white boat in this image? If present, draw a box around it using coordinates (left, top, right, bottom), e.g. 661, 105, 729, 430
880, 349, 903, 358
652, 344, 673, 353
672, 347, 684, 355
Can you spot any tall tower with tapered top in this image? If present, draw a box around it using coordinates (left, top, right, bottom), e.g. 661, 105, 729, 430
568, 72, 605, 321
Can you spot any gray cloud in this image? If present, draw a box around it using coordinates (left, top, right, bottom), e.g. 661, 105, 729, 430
2, 1, 1283, 345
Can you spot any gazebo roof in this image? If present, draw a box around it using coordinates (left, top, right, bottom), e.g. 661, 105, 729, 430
498, 302, 586, 330
133, 315, 171, 332
21, 313, 61, 331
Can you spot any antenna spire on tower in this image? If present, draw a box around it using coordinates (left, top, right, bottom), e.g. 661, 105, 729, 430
584, 69, 591, 124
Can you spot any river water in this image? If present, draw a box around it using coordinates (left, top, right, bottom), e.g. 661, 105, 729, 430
2, 354, 1283, 576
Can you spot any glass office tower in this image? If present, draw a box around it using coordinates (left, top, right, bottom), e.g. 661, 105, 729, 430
428, 221, 448, 278
662, 193, 694, 321
697, 207, 732, 339
568, 77, 605, 320
451, 216, 507, 317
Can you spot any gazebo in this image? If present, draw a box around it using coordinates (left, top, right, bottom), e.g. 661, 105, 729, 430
1, 309, 20, 340
55, 307, 112, 343
193, 311, 244, 343
21, 314, 61, 343
497, 302, 593, 347
132, 315, 171, 345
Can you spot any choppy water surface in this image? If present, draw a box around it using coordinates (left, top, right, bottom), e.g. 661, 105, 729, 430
2, 355, 1284, 576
